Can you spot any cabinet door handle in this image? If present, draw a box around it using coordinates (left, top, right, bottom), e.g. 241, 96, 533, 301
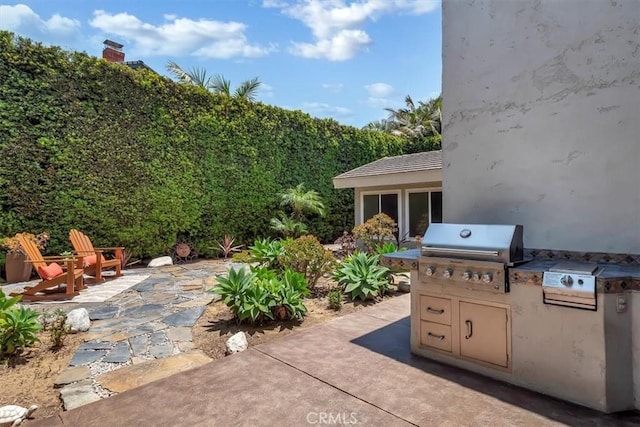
427, 332, 445, 341
426, 307, 444, 315
465, 320, 473, 339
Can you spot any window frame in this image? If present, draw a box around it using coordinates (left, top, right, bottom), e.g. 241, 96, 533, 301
404, 188, 443, 238
359, 190, 401, 226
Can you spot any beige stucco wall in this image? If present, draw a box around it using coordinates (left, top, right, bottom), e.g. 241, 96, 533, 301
441, 0, 640, 254
441, 0, 640, 410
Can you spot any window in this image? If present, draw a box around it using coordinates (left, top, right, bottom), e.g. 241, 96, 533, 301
407, 190, 443, 237
362, 193, 399, 225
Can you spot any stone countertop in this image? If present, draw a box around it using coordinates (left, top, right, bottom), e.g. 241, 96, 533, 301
511, 259, 640, 280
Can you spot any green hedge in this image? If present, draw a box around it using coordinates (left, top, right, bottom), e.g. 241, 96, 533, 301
0, 32, 409, 259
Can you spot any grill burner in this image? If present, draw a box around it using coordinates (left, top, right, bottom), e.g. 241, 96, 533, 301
419, 224, 524, 294
542, 261, 599, 310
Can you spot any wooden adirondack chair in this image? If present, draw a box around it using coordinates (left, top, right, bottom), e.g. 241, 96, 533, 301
69, 229, 124, 283
10, 233, 85, 301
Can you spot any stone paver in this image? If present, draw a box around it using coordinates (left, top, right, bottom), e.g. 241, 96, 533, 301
54, 366, 91, 387
96, 352, 212, 394
17, 260, 229, 411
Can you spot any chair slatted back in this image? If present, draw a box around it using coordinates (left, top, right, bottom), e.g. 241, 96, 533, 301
70, 229, 95, 254
16, 233, 47, 270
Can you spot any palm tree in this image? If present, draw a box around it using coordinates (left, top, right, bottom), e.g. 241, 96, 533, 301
279, 184, 326, 222
166, 60, 215, 89
166, 61, 262, 101
362, 119, 393, 132
385, 94, 442, 140
211, 75, 261, 102
270, 214, 308, 238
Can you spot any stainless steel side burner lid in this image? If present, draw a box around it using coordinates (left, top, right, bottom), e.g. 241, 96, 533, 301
542, 261, 599, 310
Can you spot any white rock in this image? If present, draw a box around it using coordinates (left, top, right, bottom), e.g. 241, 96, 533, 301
65, 308, 90, 333
225, 332, 248, 354
147, 256, 173, 267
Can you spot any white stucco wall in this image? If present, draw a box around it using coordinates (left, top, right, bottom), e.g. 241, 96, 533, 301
441, 0, 640, 254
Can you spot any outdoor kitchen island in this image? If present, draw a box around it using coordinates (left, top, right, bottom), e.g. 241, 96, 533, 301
382, 224, 638, 414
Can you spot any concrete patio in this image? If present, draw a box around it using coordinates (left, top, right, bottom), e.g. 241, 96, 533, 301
28, 293, 639, 426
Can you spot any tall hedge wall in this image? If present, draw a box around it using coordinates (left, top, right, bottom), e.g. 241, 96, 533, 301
0, 32, 409, 259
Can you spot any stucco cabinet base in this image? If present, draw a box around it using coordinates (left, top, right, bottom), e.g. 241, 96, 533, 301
408, 266, 634, 414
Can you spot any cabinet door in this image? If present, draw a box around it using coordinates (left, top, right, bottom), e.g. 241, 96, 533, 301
459, 301, 509, 367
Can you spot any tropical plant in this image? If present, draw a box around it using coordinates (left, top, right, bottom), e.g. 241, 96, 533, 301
279, 235, 335, 290
352, 213, 398, 253
214, 235, 244, 259
166, 61, 262, 101
210, 266, 309, 324
385, 95, 442, 141
279, 184, 326, 223
333, 252, 390, 301
269, 214, 308, 239
248, 238, 287, 270
0, 289, 42, 356
211, 267, 257, 316
374, 241, 406, 256
327, 287, 343, 310
211, 75, 261, 102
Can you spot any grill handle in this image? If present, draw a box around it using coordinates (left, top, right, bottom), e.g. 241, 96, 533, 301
422, 247, 500, 258
464, 320, 473, 339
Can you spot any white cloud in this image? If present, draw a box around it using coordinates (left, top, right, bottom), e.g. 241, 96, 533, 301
300, 102, 353, 117
290, 29, 370, 61
266, 0, 439, 60
260, 83, 275, 97
0, 4, 80, 39
322, 82, 344, 93
365, 82, 394, 97
89, 10, 275, 59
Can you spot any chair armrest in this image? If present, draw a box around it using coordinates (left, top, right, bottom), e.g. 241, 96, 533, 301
24, 256, 80, 263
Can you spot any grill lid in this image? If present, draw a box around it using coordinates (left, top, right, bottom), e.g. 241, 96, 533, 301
421, 223, 524, 264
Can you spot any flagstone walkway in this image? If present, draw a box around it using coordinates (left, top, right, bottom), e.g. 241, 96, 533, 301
46, 261, 228, 410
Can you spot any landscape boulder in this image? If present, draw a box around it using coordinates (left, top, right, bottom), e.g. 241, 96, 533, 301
225, 332, 248, 354
148, 256, 173, 268
65, 308, 90, 333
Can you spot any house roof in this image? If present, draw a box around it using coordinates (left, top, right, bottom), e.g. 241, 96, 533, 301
333, 150, 442, 189
334, 150, 442, 180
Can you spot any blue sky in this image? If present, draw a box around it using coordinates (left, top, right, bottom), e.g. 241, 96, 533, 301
0, 0, 442, 127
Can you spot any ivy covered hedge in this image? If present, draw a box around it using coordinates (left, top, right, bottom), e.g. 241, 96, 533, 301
0, 32, 408, 259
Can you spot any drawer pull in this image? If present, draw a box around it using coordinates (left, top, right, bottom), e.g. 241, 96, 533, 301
426, 307, 444, 315
465, 320, 473, 339
427, 332, 445, 341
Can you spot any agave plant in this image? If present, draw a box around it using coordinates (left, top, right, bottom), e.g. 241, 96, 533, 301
210, 267, 256, 316
333, 252, 390, 301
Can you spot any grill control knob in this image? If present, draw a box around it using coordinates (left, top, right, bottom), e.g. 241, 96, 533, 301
443, 268, 453, 279
560, 275, 573, 286
462, 271, 472, 281
472, 272, 481, 281
425, 266, 435, 276
482, 273, 493, 283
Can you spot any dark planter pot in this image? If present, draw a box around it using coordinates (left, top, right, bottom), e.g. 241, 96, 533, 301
5, 252, 33, 284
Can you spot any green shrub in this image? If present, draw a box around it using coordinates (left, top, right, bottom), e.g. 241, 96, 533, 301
231, 250, 252, 263
248, 238, 288, 270
327, 288, 343, 310
352, 213, 398, 253
333, 252, 390, 301
0, 290, 42, 356
210, 266, 309, 324
279, 235, 336, 290
0, 31, 415, 259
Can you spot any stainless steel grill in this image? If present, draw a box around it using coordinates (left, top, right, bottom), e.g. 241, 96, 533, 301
419, 223, 524, 293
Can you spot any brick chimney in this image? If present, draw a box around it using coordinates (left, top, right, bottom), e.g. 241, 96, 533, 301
102, 39, 125, 63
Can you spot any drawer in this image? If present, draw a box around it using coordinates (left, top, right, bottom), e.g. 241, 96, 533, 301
419, 321, 452, 352
419, 295, 451, 325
